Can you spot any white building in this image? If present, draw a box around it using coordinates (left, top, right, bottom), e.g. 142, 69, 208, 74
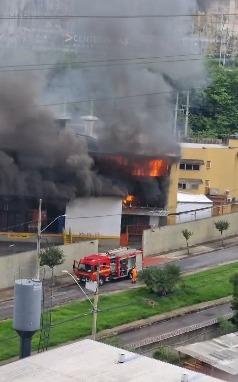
176, 193, 213, 223
0, 339, 224, 382
65, 197, 122, 239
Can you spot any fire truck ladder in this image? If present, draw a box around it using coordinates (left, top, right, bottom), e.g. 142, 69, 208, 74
38, 276, 53, 353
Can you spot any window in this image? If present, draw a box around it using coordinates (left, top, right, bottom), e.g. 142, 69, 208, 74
178, 179, 202, 191
191, 183, 199, 190
206, 161, 211, 169
178, 182, 187, 190
193, 164, 200, 171
179, 163, 200, 171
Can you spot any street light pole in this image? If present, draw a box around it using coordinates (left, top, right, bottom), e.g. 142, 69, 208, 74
91, 264, 100, 341
36, 198, 42, 280
62, 269, 99, 341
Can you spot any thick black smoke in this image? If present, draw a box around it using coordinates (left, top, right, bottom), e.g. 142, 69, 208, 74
0, 76, 124, 199
0, 1, 208, 203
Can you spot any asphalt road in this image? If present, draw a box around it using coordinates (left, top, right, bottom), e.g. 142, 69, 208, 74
117, 303, 232, 348
1, 245, 238, 320
174, 245, 238, 272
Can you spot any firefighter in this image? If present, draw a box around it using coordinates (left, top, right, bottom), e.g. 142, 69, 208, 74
131, 266, 138, 284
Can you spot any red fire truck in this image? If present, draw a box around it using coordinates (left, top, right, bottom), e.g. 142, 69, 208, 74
73, 247, 143, 286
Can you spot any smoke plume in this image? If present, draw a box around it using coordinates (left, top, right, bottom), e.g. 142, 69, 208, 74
0, 1, 208, 203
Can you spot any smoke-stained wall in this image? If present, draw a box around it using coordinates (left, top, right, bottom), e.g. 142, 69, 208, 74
0, 1, 208, 204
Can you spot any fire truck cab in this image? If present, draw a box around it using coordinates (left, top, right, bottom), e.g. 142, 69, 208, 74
73, 247, 143, 286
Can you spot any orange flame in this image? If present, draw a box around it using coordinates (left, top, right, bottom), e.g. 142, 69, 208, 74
104, 156, 168, 177
123, 194, 135, 206
132, 160, 168, 177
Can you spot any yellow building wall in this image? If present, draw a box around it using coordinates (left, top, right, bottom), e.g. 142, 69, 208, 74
177, 140, 238, 199
167, 163, 179, 223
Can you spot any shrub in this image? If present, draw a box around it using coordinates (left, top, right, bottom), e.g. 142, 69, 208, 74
140, 264, 181, 296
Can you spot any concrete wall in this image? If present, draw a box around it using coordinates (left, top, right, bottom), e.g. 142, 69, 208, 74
65, 197, 122, 238
176, 202, 212, 223
0, 240, 98, 289
143, 212, 238, 256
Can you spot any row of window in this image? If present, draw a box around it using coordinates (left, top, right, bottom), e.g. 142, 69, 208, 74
178, 182, 199, 190
179, 161, 211, 171
179, 163, 200, 171
178, 179, 210, 191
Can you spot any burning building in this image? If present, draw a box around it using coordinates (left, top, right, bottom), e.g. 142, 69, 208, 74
0, 1, 207, 240
64, 120, 178, 245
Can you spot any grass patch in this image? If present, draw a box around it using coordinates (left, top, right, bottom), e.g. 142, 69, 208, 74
0, 262, 237, 362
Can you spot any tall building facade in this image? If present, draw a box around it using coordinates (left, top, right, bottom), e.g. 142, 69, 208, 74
195, 0, 238, 58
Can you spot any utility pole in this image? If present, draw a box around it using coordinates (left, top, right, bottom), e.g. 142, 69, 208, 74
36, 198, 42, 280
184, 90, 190, 138
219, 14, 225, 66
173, 92, 179, 138
91, 263, 100, 341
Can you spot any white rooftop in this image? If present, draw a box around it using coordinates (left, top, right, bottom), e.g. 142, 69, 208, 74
178, 332, 238, 376
177, 193, 213, 204
0, 340, 223, 382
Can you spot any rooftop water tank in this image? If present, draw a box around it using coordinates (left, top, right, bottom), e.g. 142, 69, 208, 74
13, 279, 42, 332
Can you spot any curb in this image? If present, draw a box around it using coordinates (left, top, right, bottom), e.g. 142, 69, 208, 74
97, 296, 232, 340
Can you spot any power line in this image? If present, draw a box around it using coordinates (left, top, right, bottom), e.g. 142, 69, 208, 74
39, 88, 202, 108
66, 214, 123, 220
0, 13, 237, 20
0, 56, 204, 73
0, 53, 203, 70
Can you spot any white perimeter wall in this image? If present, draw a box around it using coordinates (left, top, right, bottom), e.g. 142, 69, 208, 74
143, 212, 238, 256
0, 241, 98, 289
65, 197, 122, 238
176, 202, 213, 223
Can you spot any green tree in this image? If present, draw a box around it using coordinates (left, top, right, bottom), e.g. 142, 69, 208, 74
217, 317, 236, 335
189, 61, 238, 138
182, 229, 193, 255
214, 220, 230, 247
40, 246, 65, 284
140, 264, 181, 296
153, 346, 181, 365
230, 273, 238, 327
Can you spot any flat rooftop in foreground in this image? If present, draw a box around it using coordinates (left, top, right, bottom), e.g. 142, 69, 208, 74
0, 340, 223, 382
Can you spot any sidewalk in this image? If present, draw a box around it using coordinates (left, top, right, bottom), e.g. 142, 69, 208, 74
1, 234, 238, 303
143, 234, 238, 267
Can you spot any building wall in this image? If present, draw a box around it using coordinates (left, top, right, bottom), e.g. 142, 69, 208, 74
65, 197, 122, 238
177, 140, 238, 199
167, 163, 179, 212
143, 211, 238, 256
0, 241, 98, 289
195, 0, 238, 56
